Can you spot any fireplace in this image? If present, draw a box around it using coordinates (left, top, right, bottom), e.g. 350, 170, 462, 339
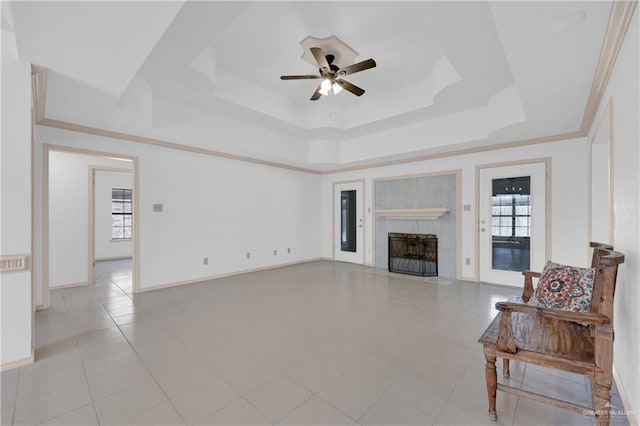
388, 233, 438, 276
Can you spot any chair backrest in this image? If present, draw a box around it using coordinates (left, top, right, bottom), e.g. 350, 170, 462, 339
588, 242, 625, 320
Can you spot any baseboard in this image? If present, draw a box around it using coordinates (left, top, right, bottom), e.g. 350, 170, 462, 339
613, 364, 638, 426
139, 258, 325, 293
458, 275, 478, 282
1, 354, 34, 371
96, 256, 132, 261
50, 281, 89, 290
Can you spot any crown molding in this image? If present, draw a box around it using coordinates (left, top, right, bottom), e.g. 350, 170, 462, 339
321, 131, 583, 175
37, 117, 323, 175
581, 0, 638, 134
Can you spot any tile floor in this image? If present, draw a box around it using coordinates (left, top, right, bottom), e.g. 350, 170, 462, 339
1, 259, 631, 425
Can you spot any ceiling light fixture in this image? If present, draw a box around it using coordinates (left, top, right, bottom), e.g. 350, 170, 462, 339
319, 78, 332, 96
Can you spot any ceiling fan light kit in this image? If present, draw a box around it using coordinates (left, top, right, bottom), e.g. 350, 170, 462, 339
281, 41, 377, 101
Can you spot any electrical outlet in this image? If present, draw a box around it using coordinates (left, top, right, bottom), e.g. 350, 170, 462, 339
465, 257, 471, 265
273, 249, 277, 255
203, 257, 209, 265
246, 252, 251, 259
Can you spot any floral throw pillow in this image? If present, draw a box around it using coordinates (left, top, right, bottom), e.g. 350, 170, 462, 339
529, 261, 595, 313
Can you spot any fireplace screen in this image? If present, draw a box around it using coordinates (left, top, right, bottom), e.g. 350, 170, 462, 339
388, 233, 438, 277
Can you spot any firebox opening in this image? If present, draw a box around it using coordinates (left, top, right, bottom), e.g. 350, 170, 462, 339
388, 233, 438, 277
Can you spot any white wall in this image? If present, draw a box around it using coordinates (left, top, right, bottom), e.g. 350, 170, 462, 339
138, 146, 321, 287
95, 170, 133, 260
35, 126, 323, 293
49, 151, 133, 288
590, 9, 639, 417
1, 29, 33, 367
321, 137, 590, 280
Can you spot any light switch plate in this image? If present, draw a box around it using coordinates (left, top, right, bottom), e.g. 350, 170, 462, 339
153, 203, 163, 212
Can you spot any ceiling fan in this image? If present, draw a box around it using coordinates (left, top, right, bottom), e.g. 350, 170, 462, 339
280, 47, 376, 101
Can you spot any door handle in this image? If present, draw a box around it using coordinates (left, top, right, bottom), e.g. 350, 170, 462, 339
481, 228, 486, 232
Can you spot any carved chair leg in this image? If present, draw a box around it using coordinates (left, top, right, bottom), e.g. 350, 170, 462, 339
503, 358, 510, 378
593, 382, 612, 426
593, 328, 613, 426
483, 348, 498, 421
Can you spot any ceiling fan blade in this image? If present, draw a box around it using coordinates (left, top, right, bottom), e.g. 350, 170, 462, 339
310, 47, 330, 72
339, 58, 376, 76
335, 79, 365, 96
280, 75, 321, 80
310, 84, 322, 101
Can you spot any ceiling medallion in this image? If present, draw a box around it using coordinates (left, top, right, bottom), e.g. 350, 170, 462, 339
299, 35, 358, 69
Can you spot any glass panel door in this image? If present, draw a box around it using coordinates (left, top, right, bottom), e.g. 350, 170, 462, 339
491, 176, 531, 272
341, 190, 357, 252
334, 181, 364, 264
479, 163, 546, 286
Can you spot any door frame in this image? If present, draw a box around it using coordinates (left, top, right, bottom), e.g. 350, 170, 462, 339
332, 179, 365, 264
42, 144, 140, 310
588, 97, 615, 251
475, 158, 552, 282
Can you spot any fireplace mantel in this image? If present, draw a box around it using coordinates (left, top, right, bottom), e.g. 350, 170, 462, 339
375, 208, 451, 220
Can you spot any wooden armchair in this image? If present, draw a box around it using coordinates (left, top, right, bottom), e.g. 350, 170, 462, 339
478, 243, 625, 425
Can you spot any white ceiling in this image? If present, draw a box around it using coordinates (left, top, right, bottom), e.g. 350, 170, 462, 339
8, 1, 612, 171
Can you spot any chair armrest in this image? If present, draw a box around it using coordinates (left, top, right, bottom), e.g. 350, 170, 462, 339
521, 271, 541, 302
494, 301, 611, 354
495, 302, 611, 325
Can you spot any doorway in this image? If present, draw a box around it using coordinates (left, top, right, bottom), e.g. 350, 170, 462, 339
41, 145, 139, 309
333, 181, 364, 264
478, 161, 548, 286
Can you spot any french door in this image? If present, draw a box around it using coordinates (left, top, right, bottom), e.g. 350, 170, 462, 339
334, 181, 364, 264
479, 162, 547, 286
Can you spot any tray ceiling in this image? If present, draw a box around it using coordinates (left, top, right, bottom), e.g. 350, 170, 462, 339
8, 1, 613, 171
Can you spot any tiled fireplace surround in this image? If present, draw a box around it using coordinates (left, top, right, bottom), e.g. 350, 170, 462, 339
375, 174, 457, 278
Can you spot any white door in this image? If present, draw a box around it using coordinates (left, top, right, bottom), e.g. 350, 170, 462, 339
479, 162, 546, 286
334, 181, 364, 264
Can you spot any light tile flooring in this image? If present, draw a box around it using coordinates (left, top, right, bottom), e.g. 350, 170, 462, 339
1, 259, 631, 425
